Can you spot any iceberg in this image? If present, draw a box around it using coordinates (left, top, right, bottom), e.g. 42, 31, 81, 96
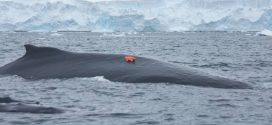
0, 0, 272, 32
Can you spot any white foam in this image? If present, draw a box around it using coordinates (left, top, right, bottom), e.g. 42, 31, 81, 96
260, 82, 272, 89
90, 76, 111, 82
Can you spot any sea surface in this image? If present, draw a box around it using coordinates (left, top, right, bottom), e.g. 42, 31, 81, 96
0, 32, 271, 125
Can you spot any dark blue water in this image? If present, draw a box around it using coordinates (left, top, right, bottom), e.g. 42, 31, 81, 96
0, 32, 271, 125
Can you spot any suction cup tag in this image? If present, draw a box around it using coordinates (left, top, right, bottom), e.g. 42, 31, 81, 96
124, 56, 136, 63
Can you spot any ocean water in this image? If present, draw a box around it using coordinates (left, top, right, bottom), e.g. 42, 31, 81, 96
0, 32, 271, 125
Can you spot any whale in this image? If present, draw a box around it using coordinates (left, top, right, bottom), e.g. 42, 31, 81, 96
0, 97, 20, 103
0, 44, 252, 89
0, 97, 63, 114
0, 103, 63, 114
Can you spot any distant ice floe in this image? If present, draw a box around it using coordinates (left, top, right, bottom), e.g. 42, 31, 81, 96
256, 29, 272, 36
50, 33, 63, 36
101, 32, 126, 37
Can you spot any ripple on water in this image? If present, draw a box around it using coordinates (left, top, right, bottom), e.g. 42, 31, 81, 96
132, 120, 160, 125
85, 113, 146, 119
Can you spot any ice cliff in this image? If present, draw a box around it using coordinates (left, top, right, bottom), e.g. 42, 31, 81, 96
0, 0, 271, 32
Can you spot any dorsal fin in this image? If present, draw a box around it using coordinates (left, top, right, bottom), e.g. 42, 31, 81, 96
24, 44, 62, 56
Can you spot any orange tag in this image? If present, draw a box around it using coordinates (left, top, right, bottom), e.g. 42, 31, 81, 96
124, 56, 136, 63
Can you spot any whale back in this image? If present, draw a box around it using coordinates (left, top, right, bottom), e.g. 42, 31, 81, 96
0, 44, 253, 89
0, 44, 72, 76
23, 44, 64, 57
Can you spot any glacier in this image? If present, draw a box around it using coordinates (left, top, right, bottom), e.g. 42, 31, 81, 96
0, 0, 272, 32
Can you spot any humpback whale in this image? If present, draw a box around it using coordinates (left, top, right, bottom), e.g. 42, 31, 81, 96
0, 44, 252, 89
0, 97, 63, 114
